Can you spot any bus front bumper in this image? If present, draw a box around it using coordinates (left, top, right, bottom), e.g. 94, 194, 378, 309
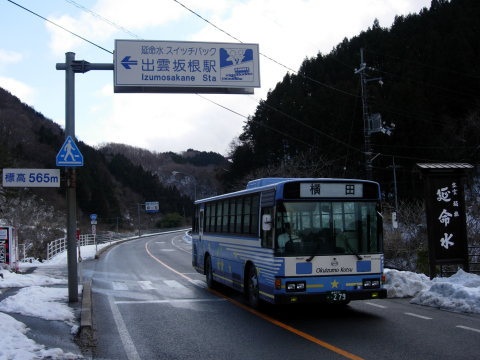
274, 288, 387, 305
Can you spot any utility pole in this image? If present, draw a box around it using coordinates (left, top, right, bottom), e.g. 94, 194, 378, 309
137, 203, 142, 237
355, 48, 393, 180
357, 48, 373, 179
390, 156, 399, 229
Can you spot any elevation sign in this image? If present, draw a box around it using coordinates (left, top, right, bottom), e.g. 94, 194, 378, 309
114, 40, 260, 94
2, 169, 60, 188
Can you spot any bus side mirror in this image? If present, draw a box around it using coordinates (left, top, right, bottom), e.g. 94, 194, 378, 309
262, 214, 272, 231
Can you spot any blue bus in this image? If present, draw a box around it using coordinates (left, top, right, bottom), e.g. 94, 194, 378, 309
192, 178, 387, 307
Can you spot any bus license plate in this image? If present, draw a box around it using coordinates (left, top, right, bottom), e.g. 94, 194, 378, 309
327, 291, 347, 303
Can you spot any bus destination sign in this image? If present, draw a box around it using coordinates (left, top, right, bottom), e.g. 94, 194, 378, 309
300, 183, 363, 198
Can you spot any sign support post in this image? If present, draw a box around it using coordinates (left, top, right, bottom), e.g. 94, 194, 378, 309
56, 53, 113, 303
65, 52, 78, 303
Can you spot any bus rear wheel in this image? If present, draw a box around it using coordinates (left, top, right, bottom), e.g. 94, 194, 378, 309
246, 265, 260, 308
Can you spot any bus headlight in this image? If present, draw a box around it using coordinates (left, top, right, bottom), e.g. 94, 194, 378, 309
363, 278, 381, 289
296, 282, 306, 291
287, 283, 296, 291
286, 281, 306, 292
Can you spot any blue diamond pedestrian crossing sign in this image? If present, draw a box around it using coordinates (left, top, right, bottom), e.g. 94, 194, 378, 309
56, 136, 84, 166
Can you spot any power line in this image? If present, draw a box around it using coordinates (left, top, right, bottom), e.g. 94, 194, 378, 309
64, 0, 142, 39
258, 99, 362, 153
171, 0, 359, 99
61, 0, 363, 154
366, 48, 480, 80
377, 68, 478, 99
172, 0, 242, 43
6, 0, 113, 54
196, 94, 316, 149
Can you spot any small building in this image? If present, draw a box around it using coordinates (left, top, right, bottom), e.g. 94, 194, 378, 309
0, 226, 18, 271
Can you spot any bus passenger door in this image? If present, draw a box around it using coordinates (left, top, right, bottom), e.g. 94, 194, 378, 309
261, 207, 273, 249
199, 206, 204, 239
197, 206, 205, 268
193, 205, 204, 269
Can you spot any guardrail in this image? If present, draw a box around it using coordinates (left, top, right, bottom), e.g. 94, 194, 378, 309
46, 228, 189, 260
46, 237, 67, 260
46, 232, 135, 260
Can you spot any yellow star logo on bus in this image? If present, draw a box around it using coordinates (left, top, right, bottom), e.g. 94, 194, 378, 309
331, 280, 339, 288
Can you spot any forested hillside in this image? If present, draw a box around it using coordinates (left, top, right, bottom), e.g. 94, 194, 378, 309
99, 143, 228, 200
223, 0, 480, 202
0, 87, 225, 258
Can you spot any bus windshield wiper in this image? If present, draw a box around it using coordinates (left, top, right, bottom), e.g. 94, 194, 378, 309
306, 255, 315, 262
346, 242, 363, 260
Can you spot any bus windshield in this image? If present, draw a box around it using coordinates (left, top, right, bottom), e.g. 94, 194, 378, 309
275, 201, 382, 257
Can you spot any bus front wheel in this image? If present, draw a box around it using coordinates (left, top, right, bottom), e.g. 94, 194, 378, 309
246, 265, 260, 308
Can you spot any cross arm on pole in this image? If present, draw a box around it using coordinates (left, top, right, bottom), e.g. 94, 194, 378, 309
56, 61, 114, 73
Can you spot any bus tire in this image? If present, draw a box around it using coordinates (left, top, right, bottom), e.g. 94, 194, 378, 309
205, 255, 216, 289
246, 264, 260, 308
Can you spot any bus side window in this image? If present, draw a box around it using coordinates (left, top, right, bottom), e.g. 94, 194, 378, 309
261, 207, 273, 248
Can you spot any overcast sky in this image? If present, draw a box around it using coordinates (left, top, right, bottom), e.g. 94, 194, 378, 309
0, 0, 432, 155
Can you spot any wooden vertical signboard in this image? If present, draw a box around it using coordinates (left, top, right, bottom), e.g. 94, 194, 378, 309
417, 163, 473, 278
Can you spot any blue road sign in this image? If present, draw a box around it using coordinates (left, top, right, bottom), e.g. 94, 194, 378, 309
56, 136, 84, 166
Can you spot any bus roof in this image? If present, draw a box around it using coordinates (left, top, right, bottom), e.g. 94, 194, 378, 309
194, 177, 379, 204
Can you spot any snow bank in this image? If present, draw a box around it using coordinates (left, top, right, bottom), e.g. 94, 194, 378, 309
384, 268, 431, 298
0, 312, 81, 360
385, 268, 480, 314
0, 286, 78, 324
411, 269, 480, 313
0, 269, 66, 288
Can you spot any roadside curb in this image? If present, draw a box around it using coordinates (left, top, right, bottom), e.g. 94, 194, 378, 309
78, 281, 94, 348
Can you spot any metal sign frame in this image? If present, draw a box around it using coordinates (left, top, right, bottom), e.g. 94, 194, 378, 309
114, 39, 260, 94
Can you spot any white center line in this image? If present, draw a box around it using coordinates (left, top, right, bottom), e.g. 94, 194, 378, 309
405, 312, 432, 320
365, 302, 387, 309
138, 280, 155, 290
112, 281, 129, 291
189, 279, 207, 288
164, 280, 186, 289
456, 325, 480, 333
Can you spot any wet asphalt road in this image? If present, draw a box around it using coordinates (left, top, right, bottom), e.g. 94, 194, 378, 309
80, 231, 480, 360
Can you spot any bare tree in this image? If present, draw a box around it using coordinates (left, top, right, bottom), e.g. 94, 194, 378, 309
383, 200, 428, 272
